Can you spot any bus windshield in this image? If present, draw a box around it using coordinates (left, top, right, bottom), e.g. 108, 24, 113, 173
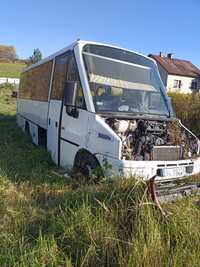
83, 45, 170, 117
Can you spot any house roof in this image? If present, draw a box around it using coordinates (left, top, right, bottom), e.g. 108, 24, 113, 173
149, 54, 200, 78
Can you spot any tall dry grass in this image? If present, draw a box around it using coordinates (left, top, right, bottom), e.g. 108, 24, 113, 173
0, 85, 200, 266
169, 92, 200, 137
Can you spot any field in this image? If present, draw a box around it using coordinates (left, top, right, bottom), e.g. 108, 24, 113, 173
1, 85, 200, 266
0, 62, 26, 78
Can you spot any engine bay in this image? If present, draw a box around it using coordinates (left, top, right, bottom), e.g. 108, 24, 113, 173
105, 117, 200, 161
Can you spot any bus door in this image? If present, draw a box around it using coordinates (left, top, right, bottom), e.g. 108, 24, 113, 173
47, 52, 71, 165
58, 54, 89, 168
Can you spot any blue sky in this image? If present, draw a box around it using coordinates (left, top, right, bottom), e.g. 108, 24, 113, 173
1, 0, 200, 66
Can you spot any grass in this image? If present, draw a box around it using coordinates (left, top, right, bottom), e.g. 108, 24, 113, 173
0, 85, 200, 266
0, 62, 26, 78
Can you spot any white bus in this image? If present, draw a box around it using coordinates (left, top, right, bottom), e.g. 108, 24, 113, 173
17, 40, 200, 180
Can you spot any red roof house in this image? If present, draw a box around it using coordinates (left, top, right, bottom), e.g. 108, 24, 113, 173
149, 53, 200, 93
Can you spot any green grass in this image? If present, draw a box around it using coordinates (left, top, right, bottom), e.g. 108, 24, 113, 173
0, 62, 26, 78
1, 85, 200, 266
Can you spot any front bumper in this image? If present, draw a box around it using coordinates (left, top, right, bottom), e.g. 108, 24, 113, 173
96, 154, 200, 181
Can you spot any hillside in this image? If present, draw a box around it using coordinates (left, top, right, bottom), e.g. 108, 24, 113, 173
0, 44, 16, 60
0, 62, 26, 78
0, 85, 200, 266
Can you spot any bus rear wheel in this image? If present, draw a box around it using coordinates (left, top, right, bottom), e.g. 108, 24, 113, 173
25, 121, 30, 135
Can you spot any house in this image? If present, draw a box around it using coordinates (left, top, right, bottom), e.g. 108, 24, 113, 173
149, 52, 200, 93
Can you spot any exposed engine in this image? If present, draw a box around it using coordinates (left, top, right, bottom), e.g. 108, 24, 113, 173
105, 118, 200, 161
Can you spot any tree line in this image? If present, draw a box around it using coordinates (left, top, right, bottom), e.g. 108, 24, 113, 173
0, 45, 42, 66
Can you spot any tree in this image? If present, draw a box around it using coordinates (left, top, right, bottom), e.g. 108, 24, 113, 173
28, 48, 42, 65
0, 45, 16, 61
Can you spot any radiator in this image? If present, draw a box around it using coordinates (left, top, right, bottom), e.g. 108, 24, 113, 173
152, 146, 181, 161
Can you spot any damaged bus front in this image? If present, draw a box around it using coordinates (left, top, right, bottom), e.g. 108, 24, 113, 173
81, 43, 200, 180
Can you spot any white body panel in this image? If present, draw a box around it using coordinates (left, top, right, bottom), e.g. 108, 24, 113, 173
17, 99, 49, 129
86, 114, 121, 158
96, 154, 200, 181
17, 113, 39, 145
29, 123, 39, 145
47, 100, 62, 164
60, 108, 91, 168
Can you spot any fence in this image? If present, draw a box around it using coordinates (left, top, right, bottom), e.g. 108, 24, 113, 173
0, 77, 20, 85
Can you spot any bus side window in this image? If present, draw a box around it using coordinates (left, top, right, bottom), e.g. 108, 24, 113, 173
67, 55, 86, 110
19, 61, 53, 101
51, 53, 70, 100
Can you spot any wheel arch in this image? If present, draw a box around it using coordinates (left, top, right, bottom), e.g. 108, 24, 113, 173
73, 148, 101, 168
73, 148, 104, 178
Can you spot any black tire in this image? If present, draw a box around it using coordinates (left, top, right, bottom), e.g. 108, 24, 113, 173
73, 150, 103, 180
25, 121, 30, 135
38, 127, 47, 148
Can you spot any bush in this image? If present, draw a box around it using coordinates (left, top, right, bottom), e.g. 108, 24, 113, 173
169, 92, 200, 137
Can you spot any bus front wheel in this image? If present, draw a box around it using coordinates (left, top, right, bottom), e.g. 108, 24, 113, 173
73, 150, 103, 180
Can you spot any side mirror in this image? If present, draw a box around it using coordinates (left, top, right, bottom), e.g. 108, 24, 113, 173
63, 81, 78, 107
63, 81, 79, 118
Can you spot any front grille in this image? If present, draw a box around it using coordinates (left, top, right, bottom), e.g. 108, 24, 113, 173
152, 146, 181, 161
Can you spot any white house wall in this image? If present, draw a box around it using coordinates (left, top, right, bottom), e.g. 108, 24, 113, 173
167, 74, 195, 93
197, 78, 200, 90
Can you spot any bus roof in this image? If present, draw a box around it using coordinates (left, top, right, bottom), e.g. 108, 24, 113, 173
22, 40, 156, 73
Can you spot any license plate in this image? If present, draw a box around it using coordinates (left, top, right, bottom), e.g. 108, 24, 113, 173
162, 167, 184, 177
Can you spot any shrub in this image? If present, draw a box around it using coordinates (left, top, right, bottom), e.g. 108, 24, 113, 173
169, 92, 200, 137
